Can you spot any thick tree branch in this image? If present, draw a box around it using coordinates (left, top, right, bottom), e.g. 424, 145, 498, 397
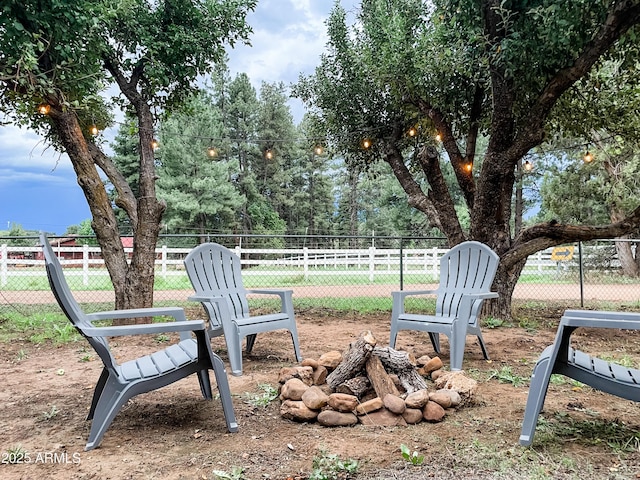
382, 142, 442, 233
413, 97, 476, 209
504, 204, 640, 267
87, 142, 138, 228
514, 1, 640, 158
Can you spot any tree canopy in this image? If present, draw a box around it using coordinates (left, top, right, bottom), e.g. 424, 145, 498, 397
0, 0, 256, 310
294, 0, 640, 316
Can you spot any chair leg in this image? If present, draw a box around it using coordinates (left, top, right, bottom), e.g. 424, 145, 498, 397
85, 376, 130, 451
476, 332, 490, 360
519, 352, 554, 446
197, 369, 213, 399
87, 368, 109, 421
289, 328, 303, 362
389, 322, 399, 349
245, 334, 257, 354
208, 352, 239, 433
226, 331, 244, 376
429, 332, 441, 354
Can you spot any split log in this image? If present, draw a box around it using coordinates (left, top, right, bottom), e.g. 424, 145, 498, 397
335, 375, 371, 398
365, 355, 400, 399
326, 331, 377, 390
373, 346, 428, 394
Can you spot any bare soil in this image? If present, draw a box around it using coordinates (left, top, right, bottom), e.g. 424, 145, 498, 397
2, 306, 640, 480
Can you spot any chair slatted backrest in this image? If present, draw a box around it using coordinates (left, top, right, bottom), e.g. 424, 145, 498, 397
184, 243, 251, 325
436, 241, 499, 319
40, 234, 117, 370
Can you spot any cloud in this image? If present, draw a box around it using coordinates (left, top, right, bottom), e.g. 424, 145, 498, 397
0, 125, 73, 171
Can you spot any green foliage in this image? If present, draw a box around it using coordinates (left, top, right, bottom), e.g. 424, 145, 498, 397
309, 450, 360, 480
488, 366, 527, 387
41, 405, 58, 420
211, 466, 245, 480
537, 413, 640, 453
400, 444, 424, 466
244, 384, 278, 409
3, 445, 28, 464
483, 317, 507, 329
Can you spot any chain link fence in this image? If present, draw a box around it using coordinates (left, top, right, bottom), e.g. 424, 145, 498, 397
1, 235, 639, 313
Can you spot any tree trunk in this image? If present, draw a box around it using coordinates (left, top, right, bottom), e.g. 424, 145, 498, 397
615, 240, 639, 277
49, 106, 131, 309
485, 257, 527, 320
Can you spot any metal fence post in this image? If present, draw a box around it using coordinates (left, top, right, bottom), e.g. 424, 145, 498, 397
578, 241, 584, 307
399, 238, 404, 291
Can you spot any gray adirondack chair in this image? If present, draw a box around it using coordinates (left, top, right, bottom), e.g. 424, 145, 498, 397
520, 309, 640, 446
184, 242, 302, 376
40, 233, 237, 451
389, 241, 499, 371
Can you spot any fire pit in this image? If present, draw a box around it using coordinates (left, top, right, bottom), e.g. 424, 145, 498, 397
277, 331, 478, 426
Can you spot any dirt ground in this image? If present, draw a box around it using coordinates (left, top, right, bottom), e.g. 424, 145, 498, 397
2, 306, 640, 480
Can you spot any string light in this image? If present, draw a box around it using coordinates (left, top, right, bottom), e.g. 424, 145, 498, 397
151, 139, 159, 150
314, 145, 324, 156
407, 126, 417, 137
523, 160, 534, 172
265, 149, 273, 160
464, 162, 473, 172
207, 146, 218, 158
89, 124, 99, 136
583, 150, 594, 163
361, 138, 372, 150
37, 103, 50, 115
435, 132, 442, 142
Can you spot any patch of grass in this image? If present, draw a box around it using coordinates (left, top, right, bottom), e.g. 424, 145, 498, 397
309, 450, 360, 480
41, 405, 58, 421
211, 466, 245, 480
244, 384, 278, 409
549, 374, 584, 388
536, 413, 640, 453
484, 316, 509, 329
154, 334, 170, 343
0, 309, 79, 344
400, 444, 424, 466
488, 366, 527, 387
3, 445, 28, 464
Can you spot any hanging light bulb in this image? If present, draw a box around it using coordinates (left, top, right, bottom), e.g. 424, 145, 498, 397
265, 149, 273, 160
151, 139, 159, 150
207, 146, 218, 158
408, 126, 417, 137
89, 124, 99, 136
465, 162, 473, 172
37, 103, 50, 115
583, 150, 594, 163
314, 145, 324, 156
435, 132, 442, 142
523, 160, 534, 172
361, 138, 372, 149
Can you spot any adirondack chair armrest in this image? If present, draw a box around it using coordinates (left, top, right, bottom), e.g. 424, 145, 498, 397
561, 310, 640, 330
87, 306, 189, 322
247, 288, 292, 297
81, 319, 207, 338
391, 289, 439, 301
188, 294, 227, 304
454, 292, 499, 321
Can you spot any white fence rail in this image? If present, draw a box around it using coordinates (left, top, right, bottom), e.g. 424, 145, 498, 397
0, 243, 582, 288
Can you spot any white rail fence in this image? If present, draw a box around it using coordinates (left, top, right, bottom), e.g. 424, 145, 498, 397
1, 243, 581, 288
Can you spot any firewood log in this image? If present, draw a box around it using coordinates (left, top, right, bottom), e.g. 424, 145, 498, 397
326, 331, 377, 390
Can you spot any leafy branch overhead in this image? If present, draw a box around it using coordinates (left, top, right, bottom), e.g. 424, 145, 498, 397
294, 0, 640, 318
